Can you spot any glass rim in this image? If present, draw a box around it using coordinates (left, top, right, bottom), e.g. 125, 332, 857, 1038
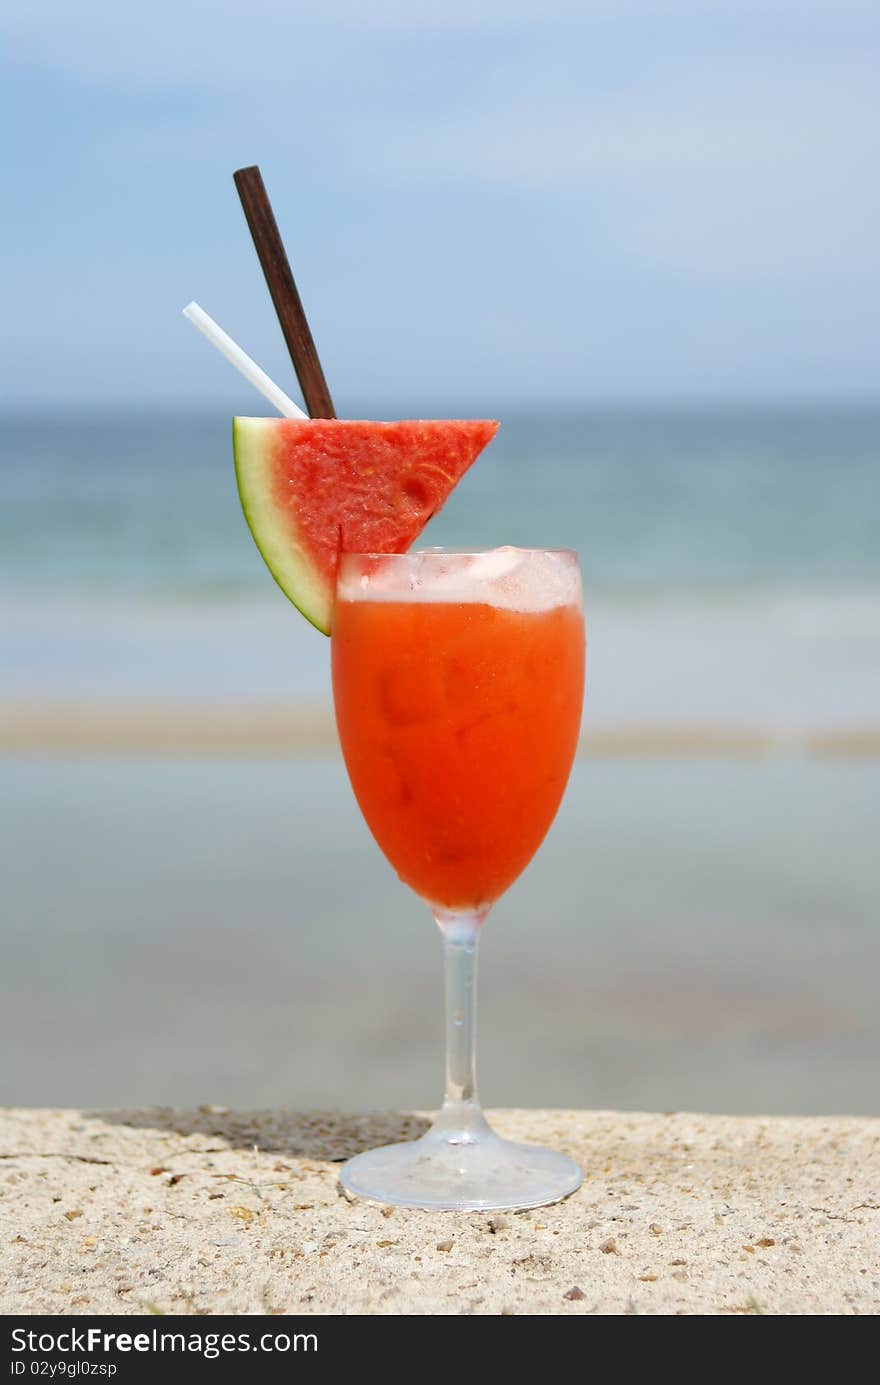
338, 546, 579, 562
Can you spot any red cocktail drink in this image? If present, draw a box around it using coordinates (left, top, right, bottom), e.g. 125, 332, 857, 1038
333, 556, 584, 911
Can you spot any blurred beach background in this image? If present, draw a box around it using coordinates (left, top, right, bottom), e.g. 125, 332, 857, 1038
2, 3, 878, 1116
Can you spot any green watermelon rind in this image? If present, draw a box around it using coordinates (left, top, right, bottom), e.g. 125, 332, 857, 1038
233, 417, 332, 634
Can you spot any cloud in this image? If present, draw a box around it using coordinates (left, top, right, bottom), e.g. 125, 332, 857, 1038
2, 1, 878, 85
378, 56, 880, 278
0, 3, 606, 88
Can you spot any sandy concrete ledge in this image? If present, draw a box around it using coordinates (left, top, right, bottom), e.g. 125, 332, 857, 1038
1, 1108, 878, 1316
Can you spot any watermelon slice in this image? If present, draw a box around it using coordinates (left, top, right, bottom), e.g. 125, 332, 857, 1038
232, 417, 498, 634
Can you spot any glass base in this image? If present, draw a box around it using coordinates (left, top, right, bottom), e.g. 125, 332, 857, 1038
339, 1122, 583, 1212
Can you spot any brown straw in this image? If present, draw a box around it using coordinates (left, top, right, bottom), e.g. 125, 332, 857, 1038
233, 165, 336, 418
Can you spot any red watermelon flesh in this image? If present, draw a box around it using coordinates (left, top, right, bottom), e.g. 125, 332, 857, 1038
233, 418, 498, 634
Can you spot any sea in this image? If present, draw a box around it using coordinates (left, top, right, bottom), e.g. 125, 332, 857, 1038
1, 405, 879, 1115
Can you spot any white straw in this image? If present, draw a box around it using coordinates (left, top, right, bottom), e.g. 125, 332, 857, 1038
182, 302, 307, 419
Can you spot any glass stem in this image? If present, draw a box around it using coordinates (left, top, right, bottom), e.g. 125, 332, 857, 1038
433, 910, 491, 1142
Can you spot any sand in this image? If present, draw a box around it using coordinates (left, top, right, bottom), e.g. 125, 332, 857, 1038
1, 1107, 877, 1316
3, 700, 880, 757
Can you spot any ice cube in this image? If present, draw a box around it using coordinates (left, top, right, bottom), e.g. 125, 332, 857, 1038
465, 547, 523, 584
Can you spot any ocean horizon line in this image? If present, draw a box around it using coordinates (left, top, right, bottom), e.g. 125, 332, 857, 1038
2, 396, 880, 422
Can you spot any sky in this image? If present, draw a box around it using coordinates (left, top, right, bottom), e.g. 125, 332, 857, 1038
1, 1, 879, 410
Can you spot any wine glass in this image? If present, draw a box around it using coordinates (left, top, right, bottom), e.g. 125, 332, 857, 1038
331, 547, 585, 1210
